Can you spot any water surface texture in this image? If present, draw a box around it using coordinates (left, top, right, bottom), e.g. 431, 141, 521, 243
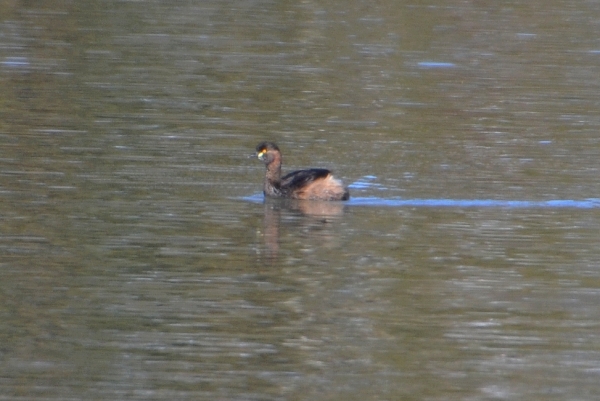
2, 1, 600, 400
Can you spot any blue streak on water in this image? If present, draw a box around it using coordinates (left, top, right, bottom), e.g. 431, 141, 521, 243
1, 57, 30, 68
242, 193, 267, 203
417, 61, 456, 69
348, 175, 386, 190
241, 194, 600, 209
348, 197, 600, 209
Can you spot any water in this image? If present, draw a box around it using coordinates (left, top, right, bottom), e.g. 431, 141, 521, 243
2, 0, 600, 400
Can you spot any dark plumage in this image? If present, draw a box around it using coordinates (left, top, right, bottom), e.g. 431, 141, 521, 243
253, 142, 349, 201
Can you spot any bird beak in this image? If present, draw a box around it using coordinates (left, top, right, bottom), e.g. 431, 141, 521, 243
251, 150, 266, 160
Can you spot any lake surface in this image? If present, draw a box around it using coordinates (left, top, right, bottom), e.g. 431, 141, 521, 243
2, 0, 600, 400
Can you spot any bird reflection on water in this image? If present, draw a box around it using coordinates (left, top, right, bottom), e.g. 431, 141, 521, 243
257, 197, 347, 264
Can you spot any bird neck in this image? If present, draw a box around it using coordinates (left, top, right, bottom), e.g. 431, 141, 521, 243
264, 158, 282, 196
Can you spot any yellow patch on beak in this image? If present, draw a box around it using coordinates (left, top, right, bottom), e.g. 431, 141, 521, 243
257, 150, 266, 159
